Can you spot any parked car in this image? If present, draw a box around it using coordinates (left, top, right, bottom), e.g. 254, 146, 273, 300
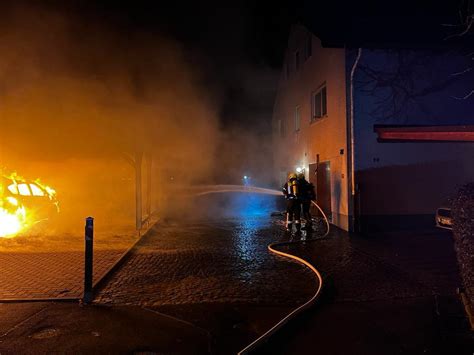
435, 206, 453, 230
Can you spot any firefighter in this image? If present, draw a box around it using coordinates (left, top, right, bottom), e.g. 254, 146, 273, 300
297, 172, 316, 230
282, 172, 302, 233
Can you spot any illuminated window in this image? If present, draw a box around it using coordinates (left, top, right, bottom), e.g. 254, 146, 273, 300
7, 184, 18, 194
295, 106, 301, 132
17, 184, 31, 196
30, 184, 45, 196
311, 85, 327, 122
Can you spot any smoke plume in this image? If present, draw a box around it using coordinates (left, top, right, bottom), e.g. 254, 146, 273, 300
0, 4, 220, 234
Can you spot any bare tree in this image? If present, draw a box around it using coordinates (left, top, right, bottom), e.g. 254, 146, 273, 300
443, 0, 474, 99
355, 50, 469, 122
443, 0, 474, 39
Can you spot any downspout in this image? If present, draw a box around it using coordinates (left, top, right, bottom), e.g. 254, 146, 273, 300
348, 48, 362, 231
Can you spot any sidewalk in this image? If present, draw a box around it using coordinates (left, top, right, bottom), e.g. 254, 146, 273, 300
0, 250, 125, 299
259, 227, 474, 354
0, 228, 138, 300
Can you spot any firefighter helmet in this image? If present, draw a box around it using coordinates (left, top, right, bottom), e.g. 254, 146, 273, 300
297, 172, 305, 180
288, 172, 297, 180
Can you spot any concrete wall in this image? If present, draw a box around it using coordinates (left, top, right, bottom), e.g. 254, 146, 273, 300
273, 25, 349, 230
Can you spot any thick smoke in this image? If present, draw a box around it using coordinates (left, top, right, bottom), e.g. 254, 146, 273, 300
0, 4, 219, 235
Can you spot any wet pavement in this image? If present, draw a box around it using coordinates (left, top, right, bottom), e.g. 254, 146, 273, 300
0, 302, 209, 354
1, 190, 472, 353
261, 228, 474, 354
96, 218, 315, 307
95, 214, 317, 353
94, 203, 474, 354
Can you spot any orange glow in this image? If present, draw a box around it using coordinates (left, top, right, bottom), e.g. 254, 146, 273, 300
0, 205, 26, 238
0, 173, 58, 238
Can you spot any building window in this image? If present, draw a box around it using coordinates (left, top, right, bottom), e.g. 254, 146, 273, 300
295, 51, 300, 71
311, 85, 327, 121
295, 106, 301, 132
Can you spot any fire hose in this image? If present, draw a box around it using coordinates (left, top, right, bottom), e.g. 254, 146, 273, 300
237, 200, 329, 354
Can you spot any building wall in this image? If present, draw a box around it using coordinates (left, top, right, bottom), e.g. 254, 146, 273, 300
350, 49, 474, 230
273, 25, 349, 230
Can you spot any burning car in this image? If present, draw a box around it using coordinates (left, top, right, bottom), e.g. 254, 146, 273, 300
0, 175, 59, 237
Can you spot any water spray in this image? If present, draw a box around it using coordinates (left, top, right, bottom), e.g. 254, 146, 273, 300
189, 184, 330, 237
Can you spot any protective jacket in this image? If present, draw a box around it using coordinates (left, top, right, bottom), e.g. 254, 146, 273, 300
299, 179, 316, 201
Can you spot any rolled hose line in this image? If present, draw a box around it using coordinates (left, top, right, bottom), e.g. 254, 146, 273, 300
237, 201, 330, 355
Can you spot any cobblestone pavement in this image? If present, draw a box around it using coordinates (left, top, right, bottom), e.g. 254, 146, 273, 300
96, 217, 316, 307
348, 228, 462, 295
278, 234, 430, 302
261, 228, 474, 354
0, 249, 126, 299
275, 227, 463, 301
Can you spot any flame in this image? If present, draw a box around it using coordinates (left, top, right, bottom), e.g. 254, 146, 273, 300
0, 205, 26, 238
0, 172, 59, 238
35, 179, 57, 201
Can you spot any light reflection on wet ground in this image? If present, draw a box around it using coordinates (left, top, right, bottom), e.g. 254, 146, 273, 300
94, 193, 318, 353
96, 192, 316, 307
232, 217, 267, 263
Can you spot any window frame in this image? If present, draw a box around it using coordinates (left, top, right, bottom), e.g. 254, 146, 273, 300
311, 83, 328, 123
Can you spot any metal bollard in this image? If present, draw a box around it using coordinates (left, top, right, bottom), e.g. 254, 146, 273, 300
83, 217, 94, 304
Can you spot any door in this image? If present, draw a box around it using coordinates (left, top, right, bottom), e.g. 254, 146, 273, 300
315, 161, 332, 220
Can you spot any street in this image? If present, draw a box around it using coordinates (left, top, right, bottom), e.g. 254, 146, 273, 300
95, 212, 316, 353
0, 205, 473, 353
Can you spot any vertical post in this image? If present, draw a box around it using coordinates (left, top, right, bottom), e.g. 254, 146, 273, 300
84, 217, 94, 304
135, 152, 143, 231
146, 154, 152, 223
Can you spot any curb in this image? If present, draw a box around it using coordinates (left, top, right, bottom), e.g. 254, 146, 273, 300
0, 297, 79, 303
91, 217, 160, 296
